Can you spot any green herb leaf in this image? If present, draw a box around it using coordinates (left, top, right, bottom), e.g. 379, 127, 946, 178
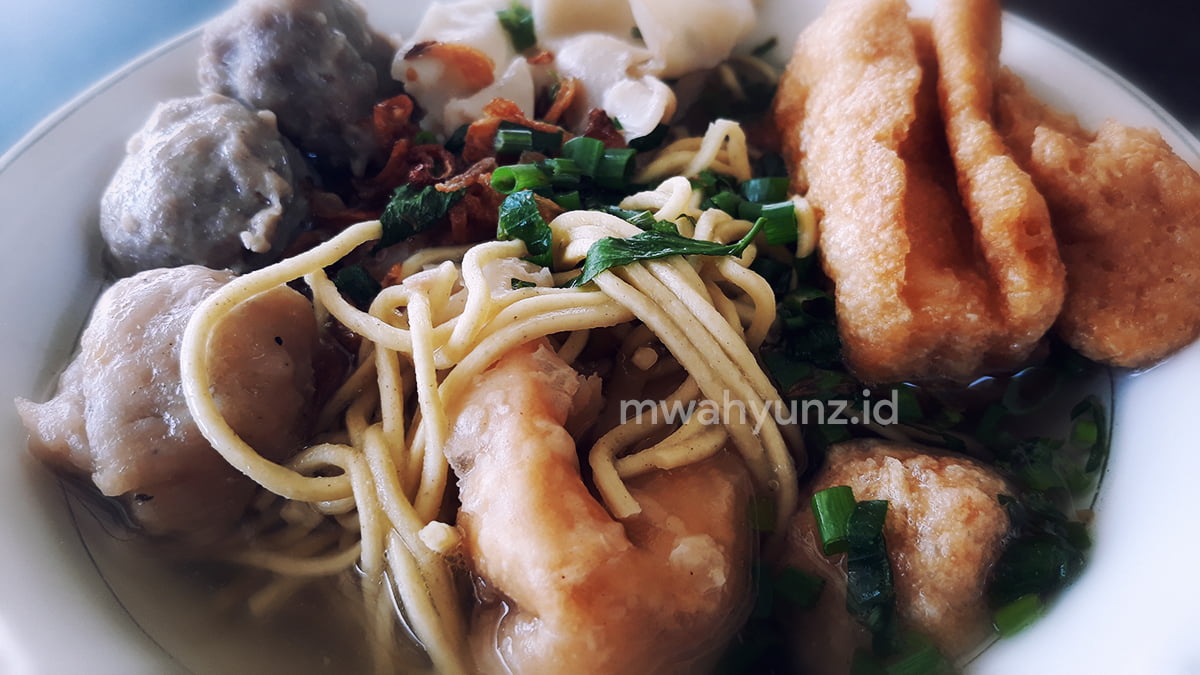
333, 265, 382, 308
846, 499, 898, 655
988, 494, 1089, 606
497, 190, 554, 268
510, 278, 537, 290
569, 217, 763, 287
751, 36, 779, 57
993, 593, 1043, 637
1071, 395, 1109, 473
497, 2, 536, 52
376, 184, 465, 251
628, 123, 669, 152
774, 567, 825, 610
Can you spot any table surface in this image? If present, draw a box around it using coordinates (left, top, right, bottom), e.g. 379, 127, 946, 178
2, 0, 1197, 156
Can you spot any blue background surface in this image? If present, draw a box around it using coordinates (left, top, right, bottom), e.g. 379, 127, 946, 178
1, 0, 1197, 155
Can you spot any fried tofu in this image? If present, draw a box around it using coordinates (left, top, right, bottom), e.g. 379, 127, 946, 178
773, 0, 1061, 383
932, 0, 1065, 344
996, 72, 1200, 367
782, 439, 1011, 669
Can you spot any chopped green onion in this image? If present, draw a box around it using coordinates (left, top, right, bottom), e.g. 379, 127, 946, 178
846, 500, 896, 653
988, 533, 1084, 606
762, 350, 812, 392
811, 485, 856, 555
749, 496, 776, 532
893, 384, 923, 423
1002, 366, 1061, 414
1071, 419, 1098, 449
497, 2, 536, 52
376, 184, 464, 251
413, 130, 438, 145
749, 256, 793, 298
334, 265, 381, 308
629, 123, 669, 152
760, 200, 799, 245
757, 152, 788, 178
710, 190, 743, 215
553, 191, 582, 211
595, 148, 637, 190
740, 177, 790, 203
561, 136, 605, 176
497, 190, 553, 268
751, 36, 779, 57
1071, 395, 1109, 472
540, 157, 581, 187
510, 278, 537, 290
444, 123, 469, 153
885, 635, 953, 675
569, 217, 764, 287
691, 169, 739, 198
491, 163, 550, 193
993, 593, 1043, 637
774, 567, 825, 610
494, 128, 534, 155
737, 200, 763, 221
498, 120, 563, 153
850, 650, 887, 675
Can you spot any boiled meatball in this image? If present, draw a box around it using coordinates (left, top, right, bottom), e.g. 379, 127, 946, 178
16, 266, 317, 539
100, 93, 308, 276
199, 0, 398, 175
783, 439, 1012, 670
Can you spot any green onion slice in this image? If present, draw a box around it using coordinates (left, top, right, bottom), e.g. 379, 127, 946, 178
497, 2, 536, 52
494, 128, 534, 155
760, 200, 799, 245
811, 485, 856, 555
846, 499, 897, 653
740, 176, 790, 203
595, 147, 637, 190
491, 163, 550, 194
562, 136, 605, 176
993, 593, 1043, 637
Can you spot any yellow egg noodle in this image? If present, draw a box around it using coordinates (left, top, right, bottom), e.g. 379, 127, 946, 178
180, 120, 816, 674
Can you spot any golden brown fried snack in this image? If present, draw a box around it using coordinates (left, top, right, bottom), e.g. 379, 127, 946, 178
773, 0, 1055, 382
932, 0, 1064, 343
996, 73, 1200, 367
782, 440, 1011, 670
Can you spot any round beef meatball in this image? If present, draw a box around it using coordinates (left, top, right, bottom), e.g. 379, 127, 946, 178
199, 0, 398, 175
100, 93, 308, 276
16, 266, 318, 540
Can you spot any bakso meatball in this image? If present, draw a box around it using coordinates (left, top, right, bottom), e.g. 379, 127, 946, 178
199, 0, 398, 175
16, 266, 317, 539
100, 93, 308, 276
783, 439, 1011, 670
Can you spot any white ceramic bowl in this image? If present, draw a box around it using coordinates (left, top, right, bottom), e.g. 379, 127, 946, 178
1, 1, 1197, 673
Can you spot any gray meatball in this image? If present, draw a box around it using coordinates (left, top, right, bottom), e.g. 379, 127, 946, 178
16, 266, 317, 539
100, 93, 308, 276
199, 0, 398, 175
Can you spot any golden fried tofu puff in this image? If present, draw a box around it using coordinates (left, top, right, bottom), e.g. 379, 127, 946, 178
773, 0, 1063, 384
782, 439, 1011, 672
